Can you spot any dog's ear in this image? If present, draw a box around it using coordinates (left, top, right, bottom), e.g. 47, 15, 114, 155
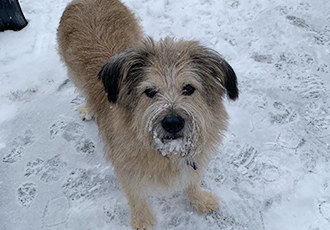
191, 46, 239, 101
99, 51, 147, 104
99, 53, 127, 103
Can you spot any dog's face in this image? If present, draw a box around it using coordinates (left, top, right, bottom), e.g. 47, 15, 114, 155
99, 38, 238, 157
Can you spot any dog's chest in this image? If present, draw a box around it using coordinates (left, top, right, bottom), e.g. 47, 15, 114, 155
170, 159, 199, 190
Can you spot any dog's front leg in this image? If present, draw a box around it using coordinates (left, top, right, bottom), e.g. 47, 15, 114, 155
185, 182, 219, 214
122, 183, 155, 230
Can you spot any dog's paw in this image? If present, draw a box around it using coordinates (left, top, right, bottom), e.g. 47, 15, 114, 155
131, 209, 155, 230
189, 190, 219, 214
77, 104, 94, 121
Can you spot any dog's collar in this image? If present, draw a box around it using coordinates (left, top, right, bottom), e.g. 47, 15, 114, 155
164, 154, 197, 170
187, 161, 197, 170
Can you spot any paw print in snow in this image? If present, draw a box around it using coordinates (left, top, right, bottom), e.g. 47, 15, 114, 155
296, 2, 311, 11
24, 155, 67, 183
62, 122, 84, 142
314, 26, 330, 45
25, 158, 44, 177
75, 138, 95, 155
231, 144, 258, 178
270, 102, 298, 125
40, 155, 67, 183
62, 169, 118, 202
251, 54, 273, 64
103, 203, 129, 226
286, 15, 310, 30
12, 130, 35, 147
2, 130, 35, 163
317, 64, 330, 74
275, 5, 293, 16
49, 119, 84, 142
205, 206, 247, 229
2, 146, 24, 163
297, 75, 327, 99
304, 102, 330, 136
17, 182, 37, 207
300, 149, 316, 173
49, 120, 67, 140
275, 53, 297, 71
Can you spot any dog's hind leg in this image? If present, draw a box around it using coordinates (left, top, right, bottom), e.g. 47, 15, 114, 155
185, 182, 219, 214
67, 68, 95, 121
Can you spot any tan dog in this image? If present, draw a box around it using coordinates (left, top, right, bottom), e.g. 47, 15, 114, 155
57, 0, 238, 229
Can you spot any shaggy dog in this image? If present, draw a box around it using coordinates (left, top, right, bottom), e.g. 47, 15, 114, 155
57, 0, 238, 229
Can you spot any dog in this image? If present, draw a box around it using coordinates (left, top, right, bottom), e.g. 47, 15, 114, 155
57, 0, 238, 229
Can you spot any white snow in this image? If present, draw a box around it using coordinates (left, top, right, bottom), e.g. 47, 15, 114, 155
1, 0, 330, 229
153, 128, 199, 157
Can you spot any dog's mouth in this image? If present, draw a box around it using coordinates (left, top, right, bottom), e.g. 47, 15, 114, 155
162, 134, 183, 143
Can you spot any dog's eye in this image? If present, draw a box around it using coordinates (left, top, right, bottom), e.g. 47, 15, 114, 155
182, 84, 195, 96
144, 88, 157, 98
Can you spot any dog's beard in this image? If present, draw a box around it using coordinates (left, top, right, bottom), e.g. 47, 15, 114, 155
144, 104, 201, 158
152, 130, 200, 157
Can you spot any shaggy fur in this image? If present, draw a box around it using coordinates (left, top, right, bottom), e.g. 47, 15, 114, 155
57, 0, 238, 229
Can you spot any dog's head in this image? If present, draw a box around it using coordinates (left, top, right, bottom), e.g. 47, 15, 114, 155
99, 37, 238, 157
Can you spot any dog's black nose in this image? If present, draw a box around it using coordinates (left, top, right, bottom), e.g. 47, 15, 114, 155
161, 114, 185, 134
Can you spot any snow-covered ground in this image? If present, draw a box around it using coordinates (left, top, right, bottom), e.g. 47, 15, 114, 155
1, 0, 330, 229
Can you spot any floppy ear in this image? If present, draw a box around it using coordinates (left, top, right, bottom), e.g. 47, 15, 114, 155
191, 46, 239, 101
217, 58, 239, 100
99, 50, 148, 105
98, 53, 127, 103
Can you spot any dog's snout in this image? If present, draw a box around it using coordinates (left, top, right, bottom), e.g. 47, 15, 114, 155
161, 114, 185, 134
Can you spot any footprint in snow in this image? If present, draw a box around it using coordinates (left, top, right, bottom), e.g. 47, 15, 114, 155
25, 155, 67, 183
17, 182, 37, 207
2, 130, 35, 163
319, 201, 330, 223
49, 119, 84, 142
42, 196, 69, 228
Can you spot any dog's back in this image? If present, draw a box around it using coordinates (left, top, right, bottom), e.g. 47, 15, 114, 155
57, 0, 143, 91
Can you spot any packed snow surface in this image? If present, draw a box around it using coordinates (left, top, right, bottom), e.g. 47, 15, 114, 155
1, 0, 330, 229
